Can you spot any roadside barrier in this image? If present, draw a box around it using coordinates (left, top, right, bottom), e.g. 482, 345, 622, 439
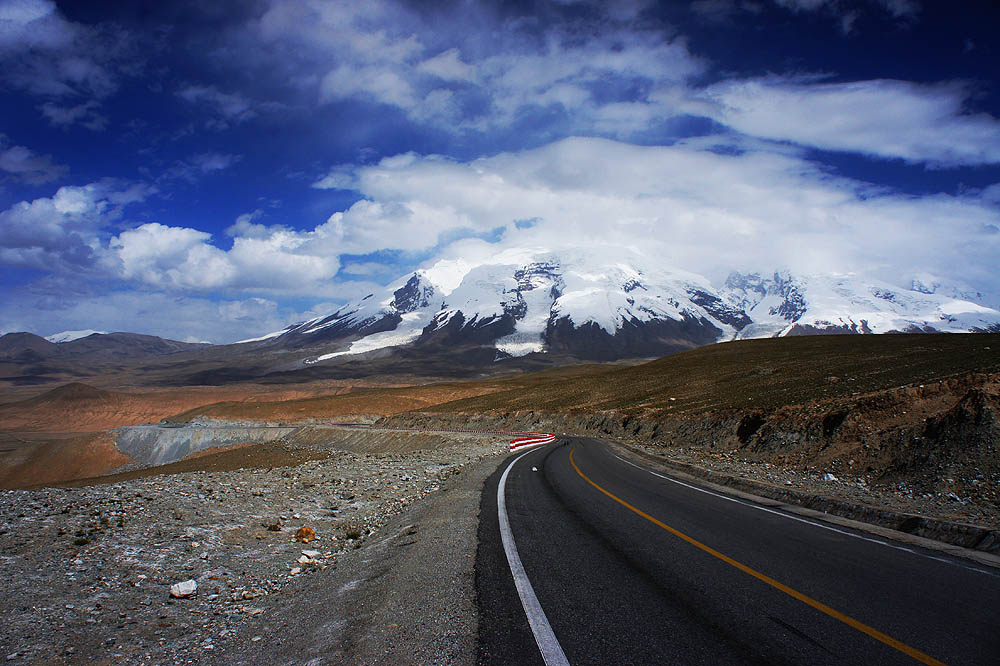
508, 433, 557, 451
335, 422, 557, 453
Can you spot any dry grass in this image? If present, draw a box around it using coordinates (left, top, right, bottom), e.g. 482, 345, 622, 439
424, 333, 1000, 416
170, 381, 514, 421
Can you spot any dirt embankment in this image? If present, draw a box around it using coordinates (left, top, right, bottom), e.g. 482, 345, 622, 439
384, 373, 1000, 531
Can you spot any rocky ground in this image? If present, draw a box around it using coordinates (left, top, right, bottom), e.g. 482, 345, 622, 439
638, 445, 999, 528
2, 415, 997, 665
0, 436, 507, 666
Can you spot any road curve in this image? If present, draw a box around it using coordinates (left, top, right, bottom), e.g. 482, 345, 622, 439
476, 437, 1000, 666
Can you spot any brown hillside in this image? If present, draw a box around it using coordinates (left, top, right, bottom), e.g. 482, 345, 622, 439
172, 381, 509, 422
0, 432, 134, 489
424, 333, 1000, 416
0, 382, 341, 432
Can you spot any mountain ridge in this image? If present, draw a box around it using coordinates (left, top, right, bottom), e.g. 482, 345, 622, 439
4, 251, 1000, 386
241, 250, 1000, 366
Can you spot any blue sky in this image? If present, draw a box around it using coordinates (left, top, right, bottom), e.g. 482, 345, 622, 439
2, 0, 999, 342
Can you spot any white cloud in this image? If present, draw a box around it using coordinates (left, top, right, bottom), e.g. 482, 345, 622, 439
875, 0, 919, 18
190, 153, 240, 173
105, 220, 343, 293
0, 0, 70, 49
695, 0, 917, 32
0, 135, 67, 184
160, 153, 242, 183
773, 0, 830, 11
226, 209, 275, 238
0, 178, 343, 297
311, 166, 358, 191
0, 181, 136, 271
6, 135, 999, 339
698, 77, 1000, 167
0, 0, 129, 98
177, 85, 258, 127
774, 0, 918, 18
315, 136, 999, 303
246, 0, 704, 137
110, 223, 234, 289
38, 100, 108, 130
417, 48, 475, 82
320, 64, 416, 108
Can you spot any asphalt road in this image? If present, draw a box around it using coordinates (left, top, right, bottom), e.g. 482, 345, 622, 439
476, 437, 1000, 666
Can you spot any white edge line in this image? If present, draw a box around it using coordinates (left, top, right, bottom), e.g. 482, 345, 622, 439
498, 449, 572, 666
609, 451, 997, 578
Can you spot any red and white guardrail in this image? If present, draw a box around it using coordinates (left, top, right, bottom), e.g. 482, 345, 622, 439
508, 432, 557, 452
332, 422, 557, 453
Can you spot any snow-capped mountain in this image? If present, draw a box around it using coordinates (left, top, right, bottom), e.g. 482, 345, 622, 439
245, 250, 1000, 365
723, 271, 1000, 339
45, 329, 106, 343
249, 248, 750, 362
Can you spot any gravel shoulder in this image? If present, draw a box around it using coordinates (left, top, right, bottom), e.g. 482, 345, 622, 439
218, 450, 501, 666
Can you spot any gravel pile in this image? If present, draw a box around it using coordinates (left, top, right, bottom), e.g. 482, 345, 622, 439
0, 439, 507, 665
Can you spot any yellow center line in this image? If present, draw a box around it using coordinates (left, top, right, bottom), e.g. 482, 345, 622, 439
568, 448, 948, 666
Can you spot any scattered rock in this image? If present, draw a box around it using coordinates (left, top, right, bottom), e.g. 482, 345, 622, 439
823, 473, 838, 482
294, 527, 316, 543
0, 435, 507, 664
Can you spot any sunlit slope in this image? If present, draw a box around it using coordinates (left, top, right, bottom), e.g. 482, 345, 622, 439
423, 333, 1000, 415
170, 364, 614, 422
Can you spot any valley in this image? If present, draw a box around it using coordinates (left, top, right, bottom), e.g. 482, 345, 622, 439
1, 332, 998, 665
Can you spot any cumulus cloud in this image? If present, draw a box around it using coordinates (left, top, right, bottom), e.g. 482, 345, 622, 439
105, 220, 342, 293
0, 135, 67, 184
110, 223, 234, 289
226, 209, 279, 239
0, 181, 142, 272
0, 178, 343, 297
697, 77, 1000, 167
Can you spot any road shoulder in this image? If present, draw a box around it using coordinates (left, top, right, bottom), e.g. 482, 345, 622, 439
218, 453, 503, 666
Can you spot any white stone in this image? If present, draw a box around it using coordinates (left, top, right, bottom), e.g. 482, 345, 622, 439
170, 579, 197, 598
